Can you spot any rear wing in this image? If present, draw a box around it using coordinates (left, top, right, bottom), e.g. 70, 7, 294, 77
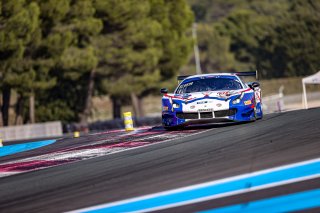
177, 75, 191, 81
234, 70, 258, 80
177, 70, 259, 82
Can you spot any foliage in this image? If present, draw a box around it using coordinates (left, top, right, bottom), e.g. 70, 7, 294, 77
0, 0, 193, 124
4, 0, 319, 125
0, 0, 41, 125
189, 0, 320, 79
93, 0, 193, 118
197, 24, 235, 72
35, 0, 102, 123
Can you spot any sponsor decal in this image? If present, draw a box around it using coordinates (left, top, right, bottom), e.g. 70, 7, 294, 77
216, 103, 222, 107
197, 101, 208, 104
217, 91, 231, 98
163, 106, 169, 111
182, 93, 191, 98
218, 91, 231, 96
244, 100, 252, 105
199, 108, 214, 112
182, 82, 193, 87
197, 100, 213, 104
190, 105, 195, 109
176, 82, 194, 94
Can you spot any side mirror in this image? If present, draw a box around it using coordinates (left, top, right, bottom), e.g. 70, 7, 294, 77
249, 82, 260, 89
160, 88, 168, 94
252, 82, 260, 88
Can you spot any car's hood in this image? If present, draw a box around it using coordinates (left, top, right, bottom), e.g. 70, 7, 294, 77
164, 89, 247, 102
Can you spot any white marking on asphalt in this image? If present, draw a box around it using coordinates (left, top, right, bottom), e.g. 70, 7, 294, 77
0, 128, 211, 177
0, 172, 20, 177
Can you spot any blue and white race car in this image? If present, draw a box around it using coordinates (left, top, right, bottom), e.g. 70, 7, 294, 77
161, 71, 263, 128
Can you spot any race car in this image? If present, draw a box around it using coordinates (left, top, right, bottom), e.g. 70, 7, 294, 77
161, 71, 263, 128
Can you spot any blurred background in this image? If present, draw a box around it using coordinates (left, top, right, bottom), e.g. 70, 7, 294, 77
0, 0, 320, 137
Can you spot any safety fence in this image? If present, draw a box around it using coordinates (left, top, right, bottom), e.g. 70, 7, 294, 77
263, 91, 320, 114
0, 121, 62, 142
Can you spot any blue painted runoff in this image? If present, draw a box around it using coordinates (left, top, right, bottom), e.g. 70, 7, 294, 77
200, 188, 320, 213
84, 159, 320, 213
0, 139, 56, 157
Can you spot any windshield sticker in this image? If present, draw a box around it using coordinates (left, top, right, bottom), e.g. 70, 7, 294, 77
181, 82, 193, 88
217, 91, 231, 97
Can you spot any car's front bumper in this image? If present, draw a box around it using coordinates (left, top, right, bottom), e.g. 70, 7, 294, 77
162, 105, 255, 127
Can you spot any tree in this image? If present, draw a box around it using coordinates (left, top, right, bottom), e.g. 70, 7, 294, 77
93, 0, 158, 118
94, 0, 193, 118
130, 0, 194, 117
188, 0, 244, 22
215, 9, 276, 72
266, 0, 320, 77
35, 0, 102, 124
0, 0, 40, 126
197, 23, 235, 72
219, 0, 320, 78
188, 0, 320, 78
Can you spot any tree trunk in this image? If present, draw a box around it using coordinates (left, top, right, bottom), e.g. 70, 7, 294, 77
137, 95, 145, 117
0, 94, 2, 127
111, 96, 122, 119
29, 93, 35, 123
15, 94, 24, 125
131, 92, 140, 117
131, 93, 145, 118
1, 86, 11, 126
80, 68, 95, 124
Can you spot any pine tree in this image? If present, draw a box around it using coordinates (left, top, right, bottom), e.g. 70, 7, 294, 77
94, 0, 193, 118
35, 0, 102, 124
0, 0, 40, 125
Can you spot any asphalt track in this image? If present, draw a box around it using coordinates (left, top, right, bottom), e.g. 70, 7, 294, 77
0, 108, 319, 212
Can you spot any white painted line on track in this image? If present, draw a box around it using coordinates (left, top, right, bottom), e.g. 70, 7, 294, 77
0, 128, 211, 178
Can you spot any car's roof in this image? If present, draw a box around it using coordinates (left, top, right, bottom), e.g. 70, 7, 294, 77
182, 73, 239, 81
174, 73, 248, 94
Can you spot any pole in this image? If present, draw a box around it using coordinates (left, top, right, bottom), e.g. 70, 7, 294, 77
29, 93, 35, 123
192, 23, 202, 75
302, 80, 308, 109
278, 85, 284, 112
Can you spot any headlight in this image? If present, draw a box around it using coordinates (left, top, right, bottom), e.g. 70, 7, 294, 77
172, 103, 180, 108
232, 92, 244, 104
162, 106, 169, 111
232, 99, 241, 104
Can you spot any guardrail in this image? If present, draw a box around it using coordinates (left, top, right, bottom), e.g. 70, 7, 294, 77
263, 94, 285, 114
263, 90, 320, 114
0, 121, 62, 142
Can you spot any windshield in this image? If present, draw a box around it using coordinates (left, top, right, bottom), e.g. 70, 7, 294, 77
175, 77, 243, 94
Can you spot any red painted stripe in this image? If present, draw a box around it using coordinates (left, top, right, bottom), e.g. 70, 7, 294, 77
242, 88, 252, 92
0, 127, 206, 177
71, 142, 151, 151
